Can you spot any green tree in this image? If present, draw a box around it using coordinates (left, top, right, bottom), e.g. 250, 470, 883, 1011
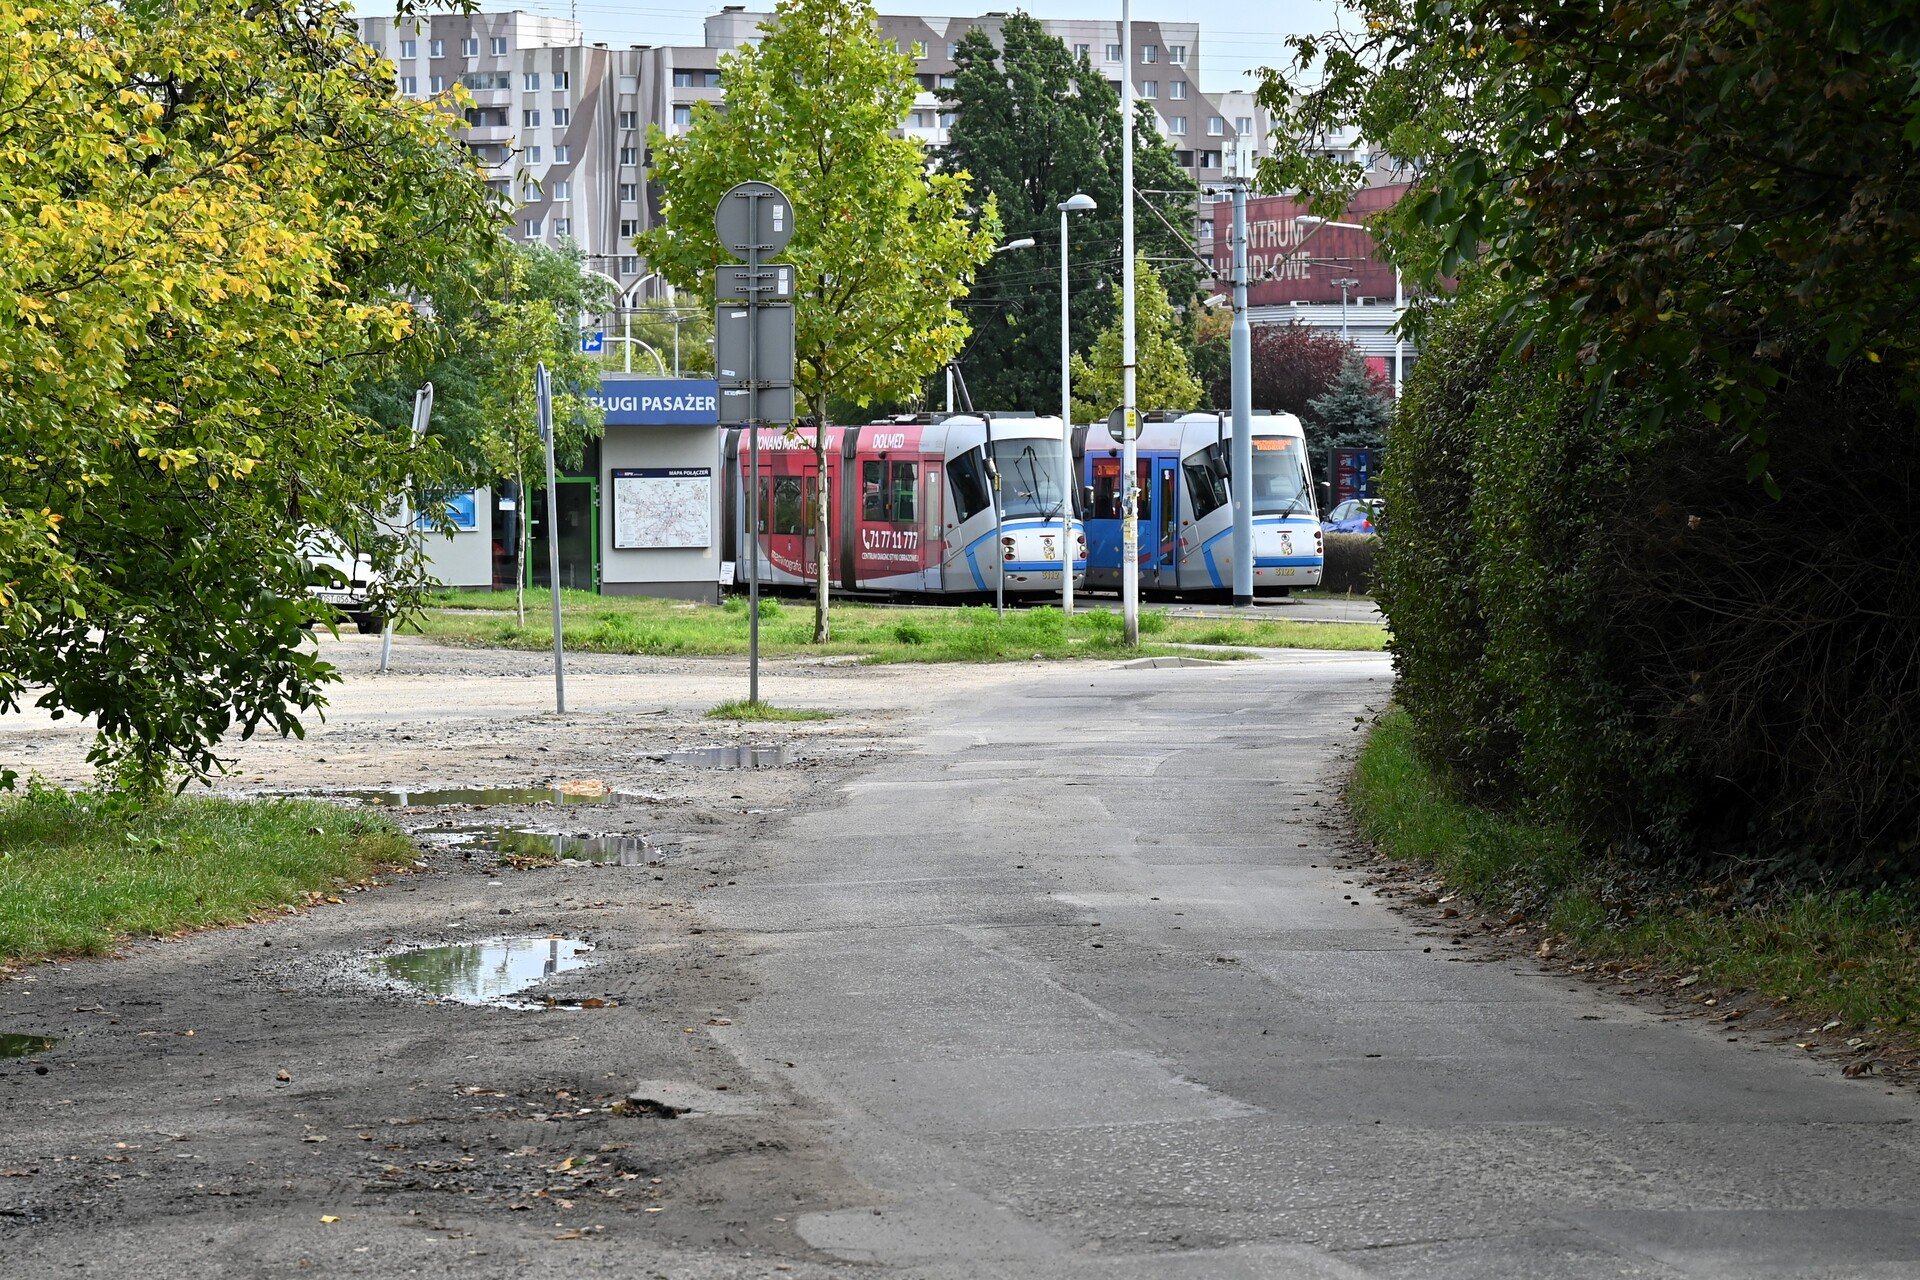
357, 242, 608, 622
636, 0, 998, 642
465, 246, 608, 623
593, 304, 714, 377
0, 0, 497, 792
940, 16, 1201, 415
1305, 352, 1392, 485
1070, 256, 1204, 424
1256, 0, 1920, 473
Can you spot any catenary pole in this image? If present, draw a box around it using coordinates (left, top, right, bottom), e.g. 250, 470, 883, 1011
1120, 0, 1140, 645
1057, 196, 1095, 612
1229, 181, 1254, 605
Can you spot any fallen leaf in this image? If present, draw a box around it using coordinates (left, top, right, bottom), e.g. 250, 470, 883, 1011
275, 1069, 291, 1082
1843, 1061, 1875, 1079
321, 1215, 340, 1224
1675, 974, 1700, 988
706, 1017, 733, 1026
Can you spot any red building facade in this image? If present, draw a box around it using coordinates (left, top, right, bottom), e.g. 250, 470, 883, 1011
1210, 182, 1410, 307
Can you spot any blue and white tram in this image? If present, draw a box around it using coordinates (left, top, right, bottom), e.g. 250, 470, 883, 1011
1075, 411, 1324, 597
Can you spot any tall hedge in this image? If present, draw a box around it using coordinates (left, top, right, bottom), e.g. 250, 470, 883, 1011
1381, 278, 1920, 868
1373, 283, 1512, 798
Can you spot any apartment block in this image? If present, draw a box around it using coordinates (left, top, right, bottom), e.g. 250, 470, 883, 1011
354, 8, 1345, 291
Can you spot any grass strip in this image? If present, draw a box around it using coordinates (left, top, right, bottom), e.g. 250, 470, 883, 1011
0, 785, 412, 965
706, 700, 834, 722
1351, 708, 1920, 1033
415, 590, 1384, 662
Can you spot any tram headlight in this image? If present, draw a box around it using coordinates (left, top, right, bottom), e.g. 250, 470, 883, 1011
1001, 535, 1017, 562
1314, 529, 1324, 554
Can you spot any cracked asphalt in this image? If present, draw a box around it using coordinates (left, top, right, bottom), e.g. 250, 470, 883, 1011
4, 637, 1919, 1277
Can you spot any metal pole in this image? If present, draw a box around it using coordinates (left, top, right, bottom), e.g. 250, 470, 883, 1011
623, 309, 632, 374
1059, 206, 1074, 613
1393, 265, 1404, 400
984, 413, 1005, 617
536, 362, 566, 714
1229, 181, 1254, 606
1120, 0, 1139, 645
746, 194, 761, 706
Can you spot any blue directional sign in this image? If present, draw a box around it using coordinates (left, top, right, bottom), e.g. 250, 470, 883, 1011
580, 329, 605, 354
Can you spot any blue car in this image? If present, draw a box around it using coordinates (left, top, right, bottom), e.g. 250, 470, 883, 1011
1321, 497, 1383, 535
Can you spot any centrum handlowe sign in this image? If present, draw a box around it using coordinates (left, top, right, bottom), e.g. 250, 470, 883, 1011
587, 377, 720, 427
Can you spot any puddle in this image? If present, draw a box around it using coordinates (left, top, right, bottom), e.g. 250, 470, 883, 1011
493, 829, 652, 866
377, 937, 594, 1008
1, 1033, 57, 1059
320, 785, 624, 808
665, 745, 789, 769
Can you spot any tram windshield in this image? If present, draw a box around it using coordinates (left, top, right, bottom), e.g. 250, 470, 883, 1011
1248, 436, 1313, 516
990, 439, 1073, 519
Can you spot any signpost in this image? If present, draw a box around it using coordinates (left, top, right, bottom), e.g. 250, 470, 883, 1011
381, 382, 435, 675
535, 362, 566, 714
712, 180, 796, 707
580, 330, 605, 354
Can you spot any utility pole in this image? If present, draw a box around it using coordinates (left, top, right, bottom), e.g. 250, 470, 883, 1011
1200, 171, 1256, 605
1119, 0, 1140, 645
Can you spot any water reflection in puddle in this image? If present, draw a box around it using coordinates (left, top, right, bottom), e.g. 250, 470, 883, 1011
494, 829, 651, 866
665, 745, 789, 769
377, 937, 594, 1008
321, 785, 624, 808
1, 1032, 57, 1058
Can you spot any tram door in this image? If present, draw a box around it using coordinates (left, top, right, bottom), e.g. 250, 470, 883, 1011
1149, 458, 1180, 587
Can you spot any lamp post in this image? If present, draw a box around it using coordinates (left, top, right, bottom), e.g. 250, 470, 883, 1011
1330, 276, 1361, 339
1057, 193, 1096, 613
1120, 0, 1140, 645
1295, 215, 1405, 397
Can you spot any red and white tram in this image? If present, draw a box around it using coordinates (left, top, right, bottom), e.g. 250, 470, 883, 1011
720, 415, 1086, 598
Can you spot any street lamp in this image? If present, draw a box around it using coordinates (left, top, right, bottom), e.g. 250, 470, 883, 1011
1057, 193, 1096, 613
1330, 276, 1361, 340
1295, 215, 1406, 397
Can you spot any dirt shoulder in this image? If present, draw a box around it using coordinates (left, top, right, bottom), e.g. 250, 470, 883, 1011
0, 635, 1029, 1277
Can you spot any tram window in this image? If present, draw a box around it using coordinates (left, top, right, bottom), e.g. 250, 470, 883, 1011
772, 476, 806, 535
889, 461, 917, 523
1184, 445, 1228, 519
1090, 457, 1122, 519
861, 459, 920, 522
947, 447, 992, 523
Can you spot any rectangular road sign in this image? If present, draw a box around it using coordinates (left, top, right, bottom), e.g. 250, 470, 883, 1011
714, 303, 794, 383
719, 383, 794, 424
716, 263, 796, 302
714, 302, 795, 428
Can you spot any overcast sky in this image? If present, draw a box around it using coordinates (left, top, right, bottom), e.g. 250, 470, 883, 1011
442, 1, 1342, 95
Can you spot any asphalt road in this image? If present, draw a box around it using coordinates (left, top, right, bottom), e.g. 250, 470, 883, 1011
6, 644, 1919, 1278
699, 651, 1920, 1280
